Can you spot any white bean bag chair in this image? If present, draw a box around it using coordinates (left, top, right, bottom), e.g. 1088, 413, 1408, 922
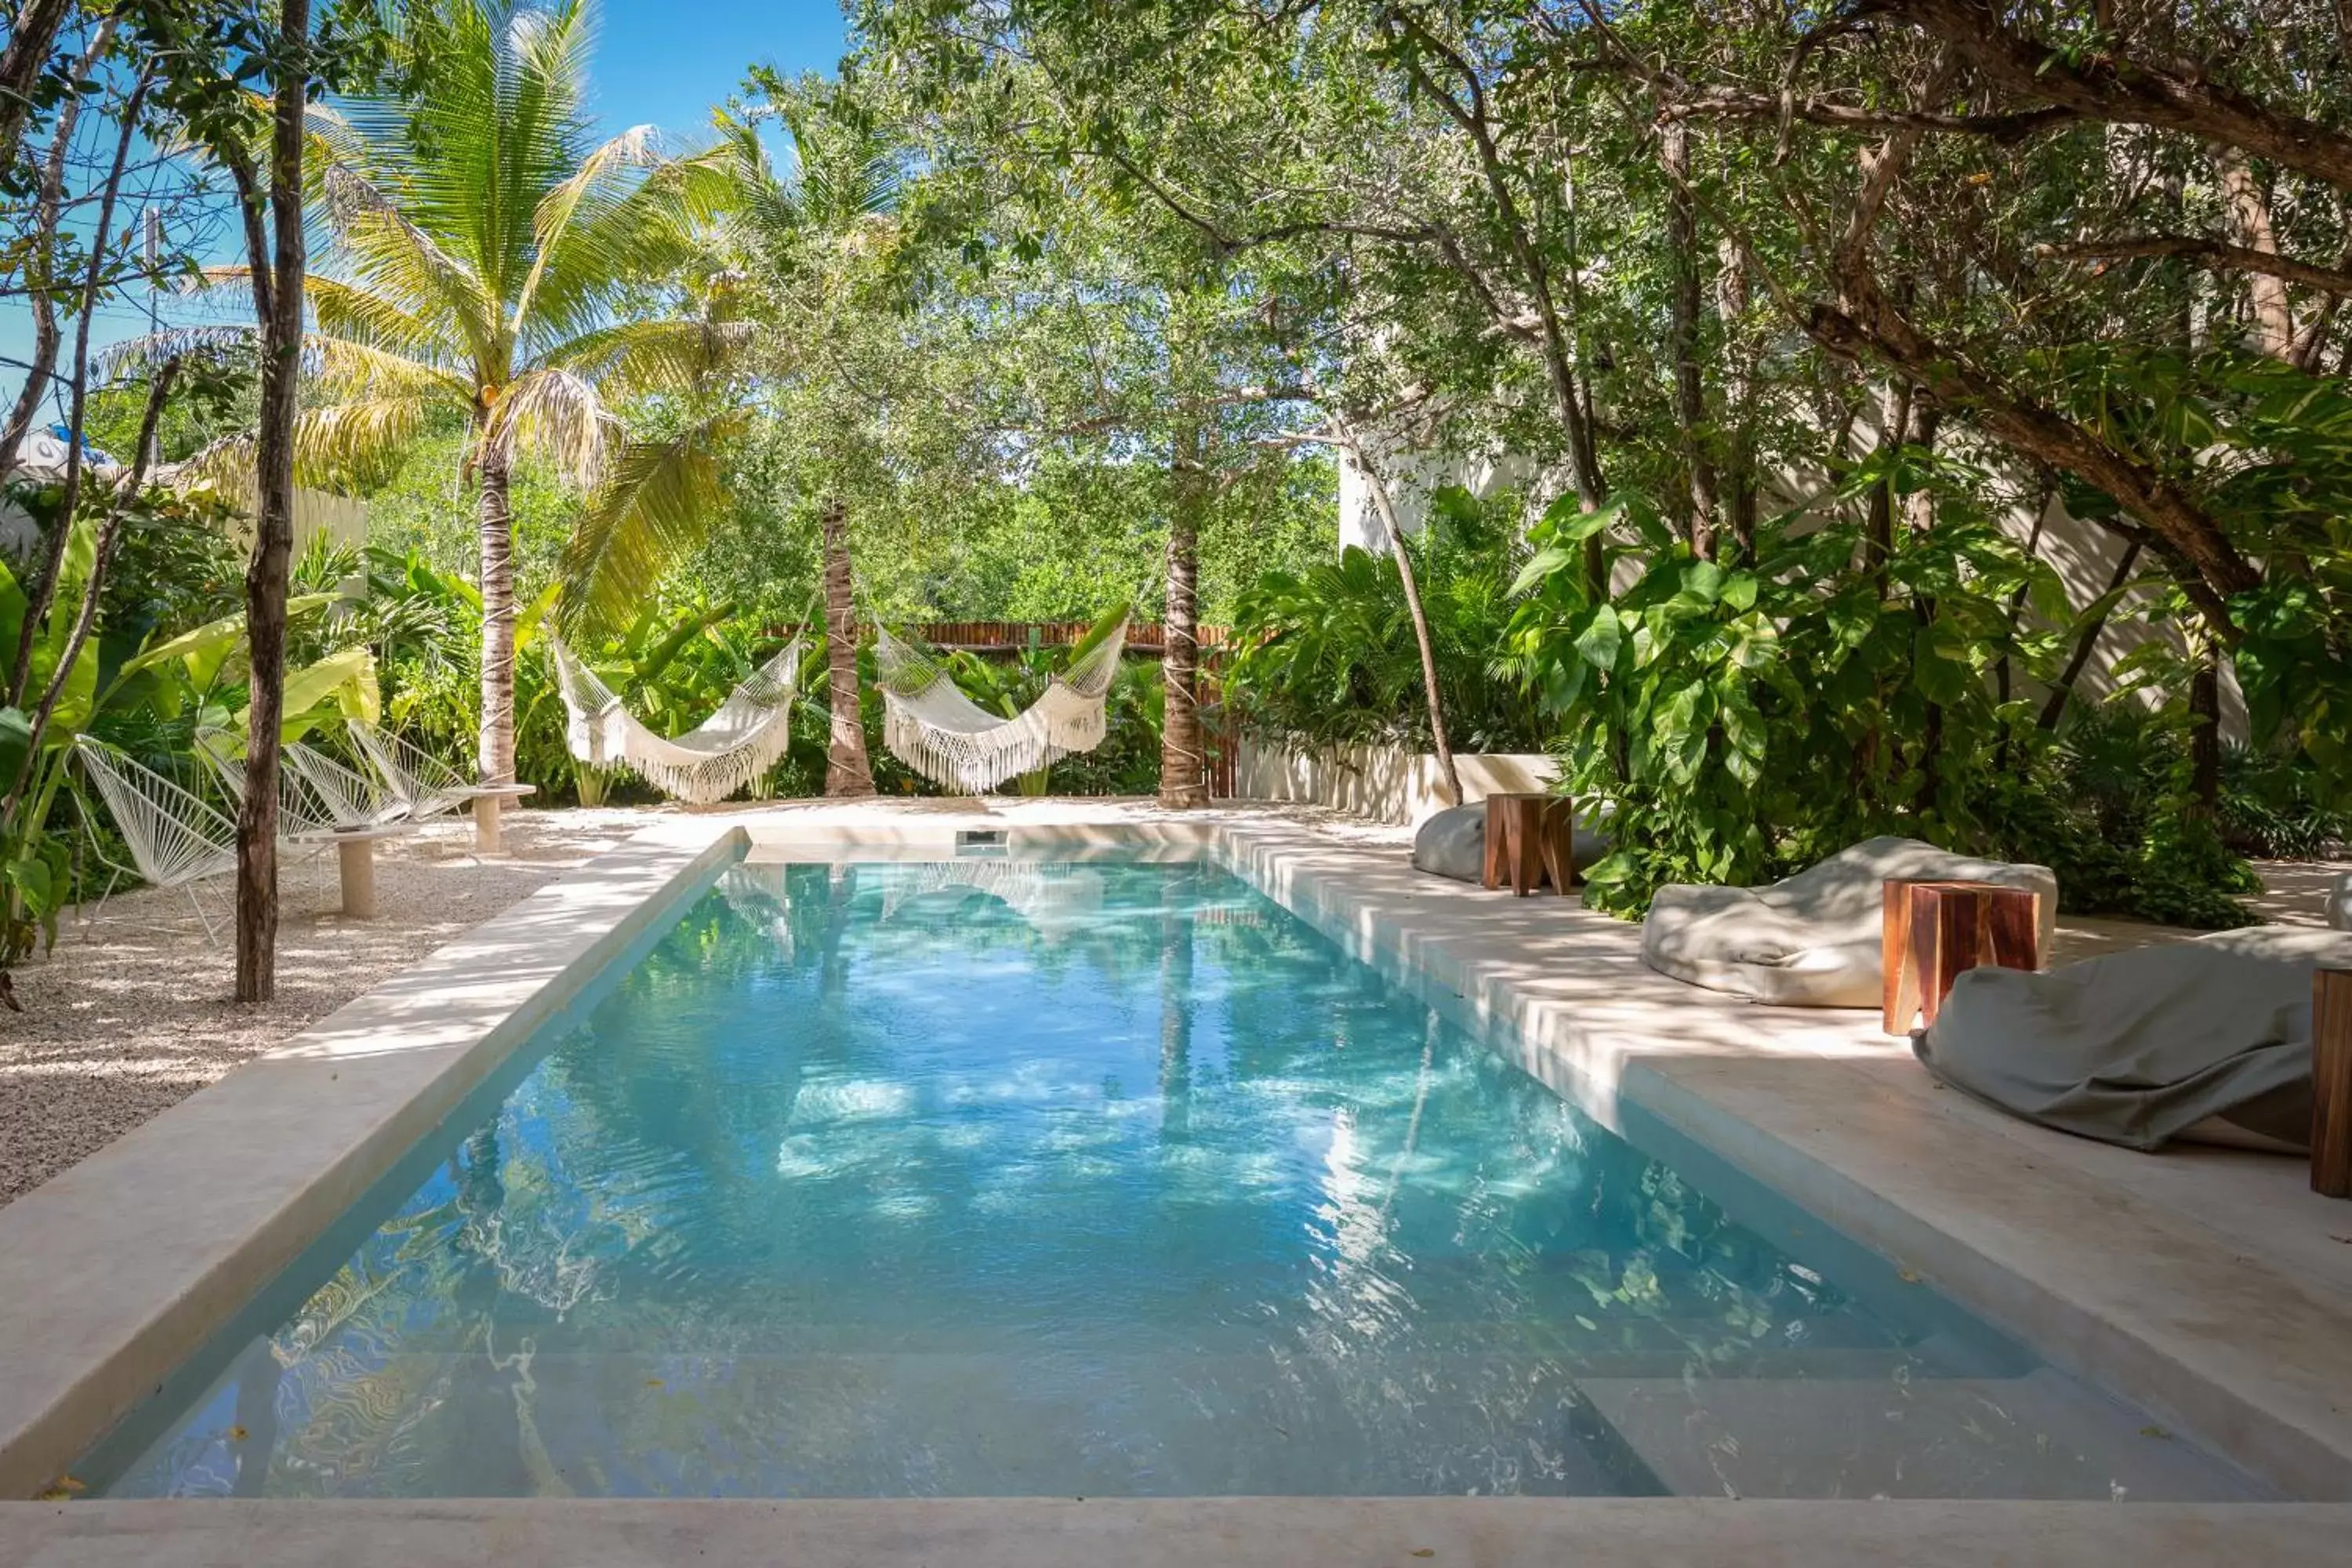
1641, 836, 2058, 1008
1918, 925, 2352, 1152
1410, 802, 1610, 884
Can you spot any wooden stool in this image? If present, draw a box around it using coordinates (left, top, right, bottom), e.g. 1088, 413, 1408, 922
1481, 793, 1577, 897
2314, 967, 2352, 1199
1882, 879, 2042, 1034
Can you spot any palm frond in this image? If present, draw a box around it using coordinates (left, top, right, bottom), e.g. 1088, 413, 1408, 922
557, 409, 750, 638
292, 397, 441, 489
535, 317, 752, 400
491, 366, 620, 488
317, 164, 500, 370
305, 277, 462, 364
303, 334, 475, 406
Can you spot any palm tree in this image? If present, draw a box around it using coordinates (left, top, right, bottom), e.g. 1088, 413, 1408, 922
561, 89, 906, 798
220, 0, 734, 787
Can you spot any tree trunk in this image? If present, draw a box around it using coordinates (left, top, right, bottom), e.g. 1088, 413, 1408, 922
1158, 433, 1209, 810
1865, 379, 1911, 587
820, 495, 874, 797
1349, 432, 1461, 805
2217, 152, 2297, 361
6, 64, 147, 705
2039, 540, 2144, 731
0, 18, 113, 476
1717, 238, 1759, 566
234, 0, 309, 1006
475, 433, 515, 789
2187, 653, 2223, 818
0, 0, 73, 177
1662, 121, 1717, 557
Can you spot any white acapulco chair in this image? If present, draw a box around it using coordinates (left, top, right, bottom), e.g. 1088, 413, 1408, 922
71, 738, 241, 940
347, 720, 535, 832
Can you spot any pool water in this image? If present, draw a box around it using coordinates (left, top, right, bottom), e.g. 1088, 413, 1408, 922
87, 857, 2260, 1500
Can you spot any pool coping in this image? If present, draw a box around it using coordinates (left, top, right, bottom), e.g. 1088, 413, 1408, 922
0, 1496, 2343, 1566
0, 803, 2344, 1530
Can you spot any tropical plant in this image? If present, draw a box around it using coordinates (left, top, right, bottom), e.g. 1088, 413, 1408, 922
178, 0, 737, 799
1229, 493, 1547, 758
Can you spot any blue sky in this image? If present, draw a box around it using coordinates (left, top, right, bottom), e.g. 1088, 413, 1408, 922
2, 2, 851, 438
592, 1, 848, 142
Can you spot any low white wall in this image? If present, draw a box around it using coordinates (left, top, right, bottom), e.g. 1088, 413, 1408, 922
1234, 737, 1557, 827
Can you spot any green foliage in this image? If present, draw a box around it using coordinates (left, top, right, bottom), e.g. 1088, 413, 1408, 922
1490, 469, 2283, 927
1229, 490, 1546, 755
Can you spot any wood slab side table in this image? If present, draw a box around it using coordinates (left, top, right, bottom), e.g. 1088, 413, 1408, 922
1481, 793, 1577, 897
2314, 967, 2352, 1199
1882, 879, 2042, 1035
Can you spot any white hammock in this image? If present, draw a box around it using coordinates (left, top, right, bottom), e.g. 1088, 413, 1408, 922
546, 635, 805, 805
874, 614, 1129, 794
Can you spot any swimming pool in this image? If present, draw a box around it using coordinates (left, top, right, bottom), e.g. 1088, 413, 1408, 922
82, 855, 2262, 1500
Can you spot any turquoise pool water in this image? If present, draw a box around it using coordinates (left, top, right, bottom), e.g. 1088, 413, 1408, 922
86, 857, 2260, 1500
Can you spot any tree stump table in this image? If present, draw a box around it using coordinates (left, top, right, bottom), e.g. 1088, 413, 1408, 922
2314, 967, 2352, 1199
1881, 879, 2042, 1035
1481, 793, 1577, 897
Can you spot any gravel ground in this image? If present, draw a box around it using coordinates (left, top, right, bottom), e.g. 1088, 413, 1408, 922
0, 807, 654, 1207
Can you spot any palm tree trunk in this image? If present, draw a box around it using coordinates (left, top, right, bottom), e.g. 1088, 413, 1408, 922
821, 495, 874, 797
477, 435, 516, 790
1159, 433, 1209, 809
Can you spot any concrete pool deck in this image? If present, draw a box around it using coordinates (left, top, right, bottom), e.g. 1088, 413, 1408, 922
0, 797, 2346, 1560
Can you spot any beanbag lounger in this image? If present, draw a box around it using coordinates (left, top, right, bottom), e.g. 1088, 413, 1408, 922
1918, 927, 2352, 1152
1641, 836, 2057, 1008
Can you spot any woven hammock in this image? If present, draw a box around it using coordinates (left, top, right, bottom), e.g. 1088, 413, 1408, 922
547, 635, 805, 804
874, 612, 1130, 794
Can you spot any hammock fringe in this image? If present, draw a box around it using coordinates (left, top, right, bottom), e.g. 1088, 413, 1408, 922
547, 635, 805, 805
874, 614, 1127, 794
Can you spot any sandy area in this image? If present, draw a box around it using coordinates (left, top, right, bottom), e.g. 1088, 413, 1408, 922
0, 807, 654, 1207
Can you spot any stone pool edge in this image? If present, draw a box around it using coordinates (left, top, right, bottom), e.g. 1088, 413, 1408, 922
0, 1496, 2344, 1566
0, 804, 2343, 1521
1207, 815, 2352, 1502
0, 826, 747, 1500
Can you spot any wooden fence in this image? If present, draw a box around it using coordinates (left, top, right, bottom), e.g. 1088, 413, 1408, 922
765, 619, 1232, 655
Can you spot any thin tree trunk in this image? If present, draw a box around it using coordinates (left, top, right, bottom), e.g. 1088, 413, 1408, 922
1866, 379, 1911, 588
2187, 652, 2223, 818
475, 433, 515, 790
1159, 426, 1209, 809
0, 18, 114, 474
1907, 402, 1944, 814
2039, 540, 2145, 731
1348, 432, 1461, 805
0, 0, 73, 176
2218, 151, 2297, 361
1662, 121, 1717, 558
1995, 479, 2056, 706
6, 64, 147, 705
235, 0, 309, 1005
820, 495, 873, 797
1717, 238, 1759, 566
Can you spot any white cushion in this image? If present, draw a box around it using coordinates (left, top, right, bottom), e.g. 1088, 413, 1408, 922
1641, 836, 2059, 1008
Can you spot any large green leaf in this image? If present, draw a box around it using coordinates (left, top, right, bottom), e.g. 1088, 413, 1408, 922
234, 645, 381, 740
0, 707, 28, 797
107, 593, 337, 702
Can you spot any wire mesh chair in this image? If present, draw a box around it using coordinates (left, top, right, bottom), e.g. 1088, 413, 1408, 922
71, 739, 239, 941
346, 721, 503, 822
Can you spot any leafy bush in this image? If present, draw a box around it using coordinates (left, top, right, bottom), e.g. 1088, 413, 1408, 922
1227, 488, 1546, 755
